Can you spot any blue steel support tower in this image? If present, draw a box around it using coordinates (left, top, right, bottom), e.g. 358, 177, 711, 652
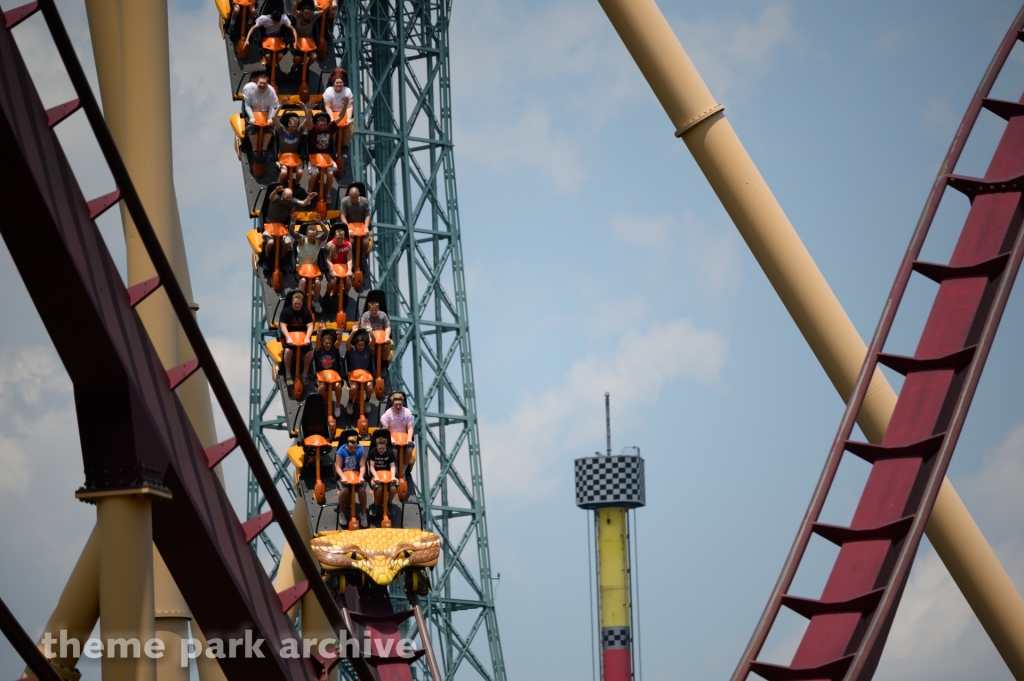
336, 4, 506, 680
246, 2, 505, 680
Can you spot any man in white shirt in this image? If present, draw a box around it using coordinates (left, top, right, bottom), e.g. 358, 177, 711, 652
241, 72, 280, 161
245, 9, 299, 44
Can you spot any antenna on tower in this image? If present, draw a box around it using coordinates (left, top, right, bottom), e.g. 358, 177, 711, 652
605, 392, 611, 456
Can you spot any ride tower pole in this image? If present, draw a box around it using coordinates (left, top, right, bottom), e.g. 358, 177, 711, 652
576, 451, 645, 681
335, 2, 506, 680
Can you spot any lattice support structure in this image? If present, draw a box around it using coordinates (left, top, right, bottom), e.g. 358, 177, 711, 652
336, 2, 506, 680
244, 2, 505, 679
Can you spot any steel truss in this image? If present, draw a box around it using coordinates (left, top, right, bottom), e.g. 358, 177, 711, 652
246, 2, 506, 680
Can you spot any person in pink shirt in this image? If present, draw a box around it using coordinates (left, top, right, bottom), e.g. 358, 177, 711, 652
380, 391, 414, 442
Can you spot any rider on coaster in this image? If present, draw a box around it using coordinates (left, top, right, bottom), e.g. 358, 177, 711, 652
307, 112, 339, 197
335, 428, 367, 528
278, 289, 313, 386
345, 328, 373, 414
380, 391, 414, 445
273, 104, 310, 185
295, 221, 327, 313
325, 223, 353, 304
241, 72, 278, 165
367, 429, 398, 510
314, 328, 345, 418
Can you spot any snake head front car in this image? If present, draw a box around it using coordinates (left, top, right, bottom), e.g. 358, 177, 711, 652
311, 529, 440, 585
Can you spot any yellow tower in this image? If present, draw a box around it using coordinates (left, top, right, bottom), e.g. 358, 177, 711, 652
575, 397, 644, 681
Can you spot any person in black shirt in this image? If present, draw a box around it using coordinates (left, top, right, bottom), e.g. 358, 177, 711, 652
344, 328, 373, 414
314, 328, 345, 417
367, 429, 397, 508
278, 290, 313, 384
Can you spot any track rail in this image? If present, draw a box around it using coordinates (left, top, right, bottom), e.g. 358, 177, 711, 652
0, 2, 373, 679
732, 7, 1024, 681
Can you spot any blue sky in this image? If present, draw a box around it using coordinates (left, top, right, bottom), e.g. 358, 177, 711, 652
2, 1, 1024, 680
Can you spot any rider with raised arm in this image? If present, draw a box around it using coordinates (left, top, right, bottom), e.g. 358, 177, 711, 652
295, 221, 327, 313
245, 9, 299, 60
241, 72, 279, 164
307, 112, 340, 196
273, 104, 310, 185
278, 290, 313, 386
266, 185, 316, 225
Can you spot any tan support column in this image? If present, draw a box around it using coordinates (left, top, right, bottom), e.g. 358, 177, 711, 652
594, 0, 1024, 676
274, 499, 310, 624
26, 525, 100, 680
82, 3, 224, 681
153, 548, 190, 681
97, 495, 157, 681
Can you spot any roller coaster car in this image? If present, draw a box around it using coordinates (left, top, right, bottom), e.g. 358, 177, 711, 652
285, 330, 309, 399
348, 368, 373, 435
262, 36, 287, 92
296, 263, 322, 320
391, 431, 411, 501
264, 222, 289, 291
300, 393, 335, 504
316, 367, 342, 435
315, 0, 331, 61
249, 111, 272, 177
233, 0, 255, 59
310, 153, 333, 218
348, 221, 368, 290
331, 261, 349, 328
294, 36, 318, 102
374, 470, 395, 528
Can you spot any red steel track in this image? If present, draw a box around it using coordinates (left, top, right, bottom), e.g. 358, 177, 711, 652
733, 6, 1024, 681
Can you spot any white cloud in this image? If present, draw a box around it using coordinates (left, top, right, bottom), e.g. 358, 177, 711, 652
479, 319, 727, 498
921, 96, 958, 140
450, 0, 643, 192
0, 347, 75, 492
609, 211, 741, 300
450, 0, 797, 192
669, 1, 798, 102
169, 1, 241, 213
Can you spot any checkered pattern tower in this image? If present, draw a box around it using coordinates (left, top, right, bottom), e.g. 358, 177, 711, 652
576, 453, 645, 681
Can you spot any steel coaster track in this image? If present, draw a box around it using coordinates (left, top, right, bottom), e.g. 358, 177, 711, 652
0, 1, 373, 679
733, 7, 1024, 681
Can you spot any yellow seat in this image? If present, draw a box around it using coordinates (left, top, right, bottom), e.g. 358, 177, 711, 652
215, 0, 231, 20
287, 445, 304, 469
247, 229, 263, 255
266, 339, 284, 364
229, 113, 246, 140
347, 321, 358, 331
